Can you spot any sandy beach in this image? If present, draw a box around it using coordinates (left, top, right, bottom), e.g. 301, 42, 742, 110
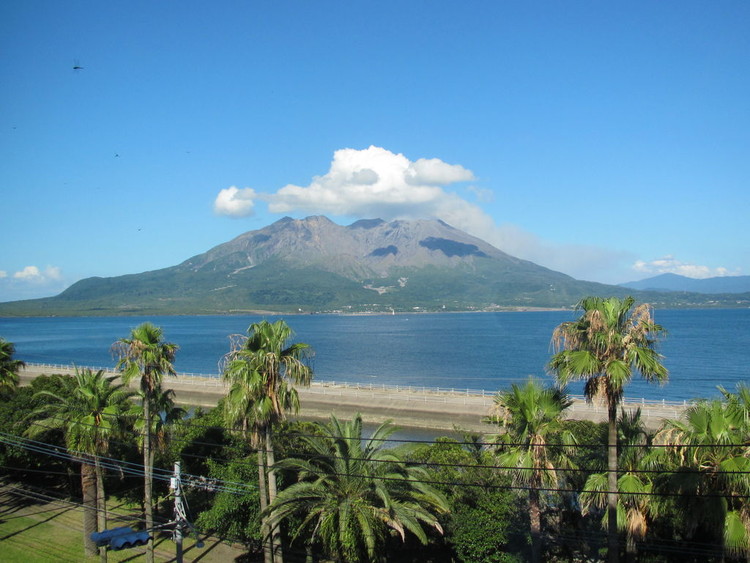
18, 364, 686, 433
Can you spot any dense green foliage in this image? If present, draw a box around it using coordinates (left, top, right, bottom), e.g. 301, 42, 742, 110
195, 456, 263, 550
1, 301, 749, 561
406, 436, 527, 562
449, 490, 524, 563
0, 338, 24, 393
268, 414, 449, 562
2, 376, 750, 561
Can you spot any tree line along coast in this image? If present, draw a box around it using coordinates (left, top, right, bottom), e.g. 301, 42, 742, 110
1, 295, 749, 562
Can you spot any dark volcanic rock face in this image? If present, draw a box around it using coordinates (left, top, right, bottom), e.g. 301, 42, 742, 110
418, 237, 488, 258
370, 245, 398, 257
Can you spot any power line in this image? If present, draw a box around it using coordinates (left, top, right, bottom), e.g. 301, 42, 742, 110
2, 445, 741, 561
14, 413, 750, 488
5, 431, 749, 503
0, 432, 257, 497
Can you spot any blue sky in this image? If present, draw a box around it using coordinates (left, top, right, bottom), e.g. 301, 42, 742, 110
1, 1, 748, 301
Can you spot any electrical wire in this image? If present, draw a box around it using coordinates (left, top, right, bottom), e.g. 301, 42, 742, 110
4, 430, 749, 502
0, 431, 257, 497
2, 451, 738, 560
11, 411, 750, 498
1, 479, 317, 563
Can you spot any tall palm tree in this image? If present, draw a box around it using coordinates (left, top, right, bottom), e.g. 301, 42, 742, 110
490, 378, 576, 563
548, 296, 668, 563
129, 382, 187, 520
579, 408, 655, 560
267, 414, 449, 562
113, 322, 178, 563
0, 338, 24, 394
655, 397, 750, 559
27, 368, 133, 557
221, 319, 313, 563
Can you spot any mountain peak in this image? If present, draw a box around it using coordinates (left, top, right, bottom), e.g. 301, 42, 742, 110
348, 218, 385, 229
3, 215, 658, 315
212, 215, 517, 276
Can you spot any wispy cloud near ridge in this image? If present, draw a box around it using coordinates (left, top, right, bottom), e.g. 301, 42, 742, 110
633, 256, 739, 279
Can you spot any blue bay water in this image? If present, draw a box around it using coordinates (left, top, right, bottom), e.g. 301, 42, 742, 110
1, 309, 748, 403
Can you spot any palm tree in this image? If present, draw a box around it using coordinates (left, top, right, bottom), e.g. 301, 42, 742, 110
548, 296, 668, 563
720, 381, 750, 432
490, 378, 576, 562
0, 338, 24, 394
129, 382, 187, 520
267, 414, 449, 562
579, 408, 655, 560
221, 319, 313, 563
130, 383, 186, 456
28, 368, 133, 557
112, 322, 178, 563
655, 397, 750, 559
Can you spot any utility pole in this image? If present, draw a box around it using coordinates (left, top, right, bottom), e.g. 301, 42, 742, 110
172, 461, 183, 563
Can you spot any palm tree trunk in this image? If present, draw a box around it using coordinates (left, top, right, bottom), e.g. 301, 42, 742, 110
95, 458, 106, 529
95, 458, 108, 562
266, 427, 284, 563
257, 432, 273, 563
82, 461, 98, 557
625, 532, 636, 562
529, 485, 542, 563
608, 401, 619, 563
143, 394, 154, 563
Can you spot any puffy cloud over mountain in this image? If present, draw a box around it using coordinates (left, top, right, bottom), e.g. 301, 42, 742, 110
215, 146, 477, 221
214, 186, 257, 218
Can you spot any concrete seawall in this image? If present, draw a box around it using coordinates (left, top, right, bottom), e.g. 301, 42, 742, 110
18, 364, 686, 433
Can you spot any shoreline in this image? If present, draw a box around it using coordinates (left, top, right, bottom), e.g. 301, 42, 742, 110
0, 307, 571, 319
18, 364, 685, 433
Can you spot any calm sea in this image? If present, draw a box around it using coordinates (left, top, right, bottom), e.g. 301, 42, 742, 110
1, 309, 748, 403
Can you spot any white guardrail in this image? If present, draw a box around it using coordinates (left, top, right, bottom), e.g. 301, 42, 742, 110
23, 362, 690, 412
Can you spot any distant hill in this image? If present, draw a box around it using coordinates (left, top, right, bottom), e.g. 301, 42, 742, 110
620, 273, 750, 294
1, 216, 747, 316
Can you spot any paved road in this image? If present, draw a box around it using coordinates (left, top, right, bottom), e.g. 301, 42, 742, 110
19, 364, 686, 432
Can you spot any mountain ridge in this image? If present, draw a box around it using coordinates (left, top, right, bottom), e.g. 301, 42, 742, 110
1, 216, 747, 316
620, 273, 750, 294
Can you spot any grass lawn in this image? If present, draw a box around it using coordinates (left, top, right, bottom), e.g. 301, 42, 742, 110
0, 484, 249, 562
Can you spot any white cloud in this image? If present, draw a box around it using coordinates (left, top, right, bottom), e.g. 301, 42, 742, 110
214, 186, 256, 217
405, 158, 475, 185
214, 146, 477, 220
633, 256, 739, 279
13, 265, 62, 282
0, 265, 67, 302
